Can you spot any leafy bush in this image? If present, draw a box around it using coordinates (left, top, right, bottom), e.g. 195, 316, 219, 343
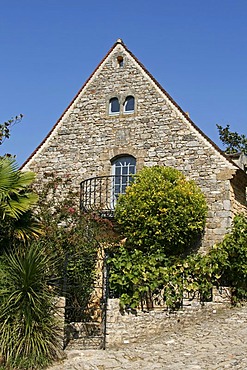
115, 166, 207, 256
110, 215, 247, 310
206, 214, 247, 300
112, 167, 247, 309
35, 174, 117, 322
110, 166, 208, 309
0, 244, 61, 369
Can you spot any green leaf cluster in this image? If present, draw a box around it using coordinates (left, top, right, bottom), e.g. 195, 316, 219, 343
110, 166, 208, 309
35, 174, 115, 322
109, 214, 247, 310
217, 124, 247, 154
115, 166, 207, 255
0, 244, 61, 369
109, 247, 184, 310
205, 214, 247, 300
0, 157, 41, 253
0, 157, 38, 220
111, 166, 247, 309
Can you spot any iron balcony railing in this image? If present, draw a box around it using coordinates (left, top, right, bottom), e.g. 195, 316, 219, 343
80, 175, 133, 218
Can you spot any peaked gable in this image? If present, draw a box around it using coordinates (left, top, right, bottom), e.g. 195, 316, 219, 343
22, 39, 237, 171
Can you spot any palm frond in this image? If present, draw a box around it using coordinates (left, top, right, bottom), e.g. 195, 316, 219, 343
0, 157, 38, 220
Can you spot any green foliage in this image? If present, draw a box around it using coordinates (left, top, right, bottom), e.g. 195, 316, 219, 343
217, 124, 247, 154
180, 215, 247, 304
0, 114, 23, 147
35, 174, 115, 322
0, 244, 61, 369
109, 246, 168, 309
115, 166, 207, 256
111, 203, 247, 309
110, 166, 208, 309
206, 214, 247, 300
109, 246, 184, 310
0, 157, 38, 220
0, 211, 41, 255
0, 157, 41, 254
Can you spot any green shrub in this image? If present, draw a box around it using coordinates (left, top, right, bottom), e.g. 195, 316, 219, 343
0, 244, 61, 369
110, 213, 247, 309
115, 166, 207, 256
207, 214, 247, 301
110, 166, 207, 309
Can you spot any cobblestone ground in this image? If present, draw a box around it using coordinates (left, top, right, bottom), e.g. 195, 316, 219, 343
48, 304, 247, 370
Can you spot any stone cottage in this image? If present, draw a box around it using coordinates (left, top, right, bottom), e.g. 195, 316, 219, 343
22, 39, 247, 250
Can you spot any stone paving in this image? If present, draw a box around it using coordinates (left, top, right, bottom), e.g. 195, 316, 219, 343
48, 304, 247, 369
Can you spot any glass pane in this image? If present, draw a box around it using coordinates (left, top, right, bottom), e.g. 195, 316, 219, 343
112, 156, 136, 199
110, 98, 120, 113
114, 184, 120, 194
129, 164, 135, 174
122, 166, 128, 175
115, 166, 121, 176
125, 96, 134, 112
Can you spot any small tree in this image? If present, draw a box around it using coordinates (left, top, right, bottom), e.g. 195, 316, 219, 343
115, 166, 207, 256
217, 124, 247, 154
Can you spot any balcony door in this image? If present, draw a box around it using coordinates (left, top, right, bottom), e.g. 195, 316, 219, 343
111, 155, 136, 207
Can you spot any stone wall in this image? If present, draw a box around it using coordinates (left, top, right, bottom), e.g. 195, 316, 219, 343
106, 293, 231, 348
22, 41, 246, 250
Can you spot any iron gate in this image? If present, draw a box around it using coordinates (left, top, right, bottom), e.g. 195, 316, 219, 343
63, 247, 109, 350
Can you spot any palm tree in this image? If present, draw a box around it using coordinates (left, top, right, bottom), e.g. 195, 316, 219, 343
0, 157, 38, 218
0, 157, 41, 250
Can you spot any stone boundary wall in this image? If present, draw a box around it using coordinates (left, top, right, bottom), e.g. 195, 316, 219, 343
106, 289, 231, 348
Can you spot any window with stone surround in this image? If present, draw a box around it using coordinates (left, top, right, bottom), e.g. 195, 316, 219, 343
111, 155, 136, 205
109, 97, 120, 114
124, 96, 135, 113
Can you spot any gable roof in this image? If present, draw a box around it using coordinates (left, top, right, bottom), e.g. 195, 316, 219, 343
21, 39, 241, 171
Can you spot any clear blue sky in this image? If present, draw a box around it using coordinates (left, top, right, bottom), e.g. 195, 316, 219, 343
1, 0, 246, 165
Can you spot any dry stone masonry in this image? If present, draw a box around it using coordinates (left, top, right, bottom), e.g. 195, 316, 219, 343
22, 39, 247, 250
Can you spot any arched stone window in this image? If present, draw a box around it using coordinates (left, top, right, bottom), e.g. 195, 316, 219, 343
111, 155, 136, 206
124, 96, 135, 113
109, 97, 120, 114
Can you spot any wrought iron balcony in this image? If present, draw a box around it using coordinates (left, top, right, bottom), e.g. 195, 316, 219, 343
80, 175, 133, 218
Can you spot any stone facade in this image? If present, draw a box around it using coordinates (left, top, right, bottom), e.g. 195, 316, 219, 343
22, 39, 247, 250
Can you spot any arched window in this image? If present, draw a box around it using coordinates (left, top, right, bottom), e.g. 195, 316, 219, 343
124, 96, 135, 113
109, 97, 120, 114
111, 155, 136, 206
